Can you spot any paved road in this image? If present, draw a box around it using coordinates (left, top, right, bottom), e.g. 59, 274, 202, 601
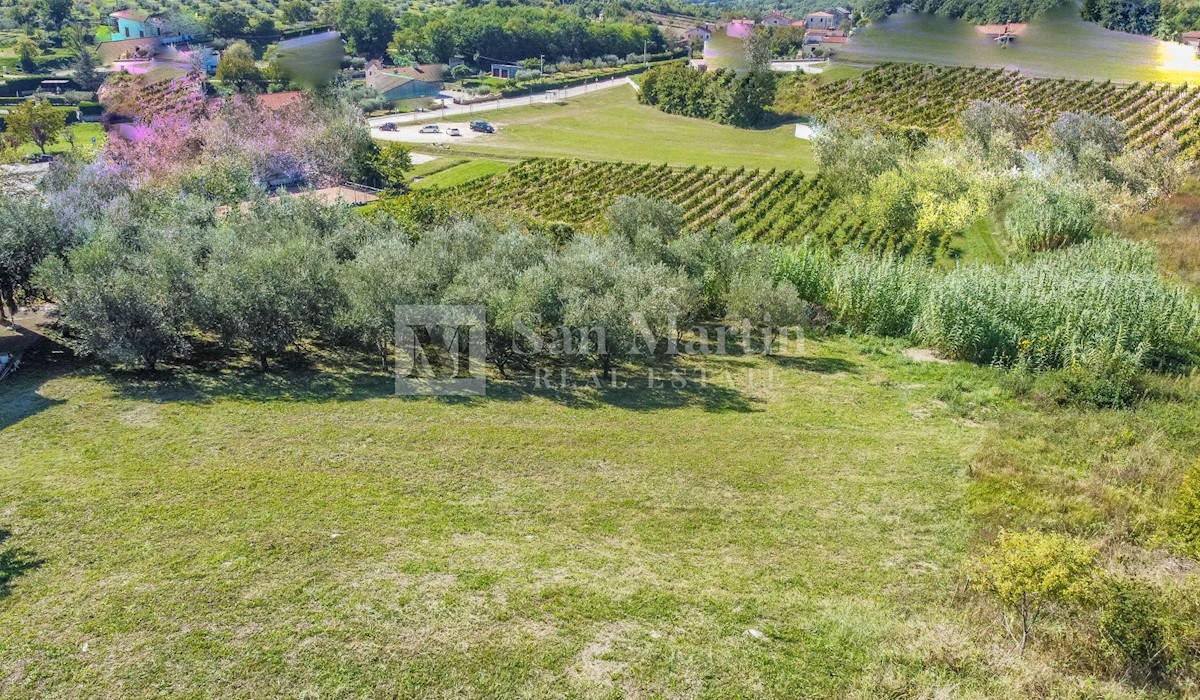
366, 77, 635, 127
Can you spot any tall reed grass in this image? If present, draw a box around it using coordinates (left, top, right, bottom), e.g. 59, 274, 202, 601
774, 238, 1200, 373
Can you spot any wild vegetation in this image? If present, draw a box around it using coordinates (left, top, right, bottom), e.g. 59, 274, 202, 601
859, 0, 1060, 22
1081, 0, 1200, 38
388, 4, 666, 65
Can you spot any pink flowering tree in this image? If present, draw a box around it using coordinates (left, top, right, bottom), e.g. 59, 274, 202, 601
97, 71, 366, 200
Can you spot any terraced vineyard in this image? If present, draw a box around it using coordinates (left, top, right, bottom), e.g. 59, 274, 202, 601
422, 159, 902, 250
817, 63, 1200, 155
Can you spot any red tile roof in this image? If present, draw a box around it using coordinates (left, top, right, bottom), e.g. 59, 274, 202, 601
256, 91, 305, 111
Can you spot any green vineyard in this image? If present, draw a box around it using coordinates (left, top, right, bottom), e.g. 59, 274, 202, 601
416, 158, 915, 251
818, 63, 1200, 155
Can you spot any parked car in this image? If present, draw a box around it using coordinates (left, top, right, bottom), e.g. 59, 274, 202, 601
23, 153, 53, 164
419, 125, 441, 134
380, 122, 397, 132
469, 121, 494, 134
448, 128, 462, 137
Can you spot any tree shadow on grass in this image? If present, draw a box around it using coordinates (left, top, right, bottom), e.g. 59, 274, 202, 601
98, 331, 857, 415
0, 530, 43, 600
0, 342, 70, 433
765, 354, 858, 374
104, 346, 765, 414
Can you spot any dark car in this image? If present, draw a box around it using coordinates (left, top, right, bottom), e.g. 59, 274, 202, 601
379, 122, 397, 132
469, 120, 494, 134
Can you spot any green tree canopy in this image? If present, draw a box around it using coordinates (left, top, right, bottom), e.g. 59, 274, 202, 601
7, 98, 67, 155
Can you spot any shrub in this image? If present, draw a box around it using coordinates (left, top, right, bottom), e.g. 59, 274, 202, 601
1173, 461, 1200, 560
914, 239, 1200, 371
1099, 577, 1170, 679
1005, 179, 1096, 252
825, 252, 931, 336
726, 270, 804, 328
971, 530, 1098, 651
773, 244, 928, 336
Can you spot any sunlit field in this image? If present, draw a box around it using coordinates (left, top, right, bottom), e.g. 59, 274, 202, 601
424, 86, 814, 170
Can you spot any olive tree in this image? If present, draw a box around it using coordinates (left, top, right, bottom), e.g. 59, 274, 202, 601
552, 237, 691, 372
0, 194, 63, 324
204, 229, 338, 371
37, 237, 196, 370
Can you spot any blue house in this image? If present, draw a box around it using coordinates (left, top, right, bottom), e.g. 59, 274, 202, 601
110, 9, 164, 39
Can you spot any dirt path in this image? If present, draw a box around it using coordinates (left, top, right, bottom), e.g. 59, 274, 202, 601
0, 307, 56, 380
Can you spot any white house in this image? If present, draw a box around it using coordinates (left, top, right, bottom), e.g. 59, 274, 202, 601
762, 12, 792, 27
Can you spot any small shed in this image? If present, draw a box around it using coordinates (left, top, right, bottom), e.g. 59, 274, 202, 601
490, 64, 522, 80
39, 79, 71, 94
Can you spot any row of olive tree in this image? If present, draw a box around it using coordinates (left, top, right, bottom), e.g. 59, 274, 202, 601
29, 192, 801, 374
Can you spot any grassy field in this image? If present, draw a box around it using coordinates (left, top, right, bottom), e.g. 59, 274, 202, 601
13, 123, 106, 158
0, 337, 987, 698
837, 3, 1200, 83
428, 86, 815, 171
411, 159, 512, 189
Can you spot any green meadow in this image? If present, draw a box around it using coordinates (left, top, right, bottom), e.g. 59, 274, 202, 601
0, 338, 981, 698
425, 86, 814, 171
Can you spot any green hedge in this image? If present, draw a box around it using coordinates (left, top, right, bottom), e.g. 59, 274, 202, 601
498, 56, 687, 98
0, 75, 77, 97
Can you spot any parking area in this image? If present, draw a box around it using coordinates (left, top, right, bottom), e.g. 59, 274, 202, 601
371, 121, 498, 145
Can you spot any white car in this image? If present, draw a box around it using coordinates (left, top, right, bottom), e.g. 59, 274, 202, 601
448, 128, 462, 137
419, 125, 441, 134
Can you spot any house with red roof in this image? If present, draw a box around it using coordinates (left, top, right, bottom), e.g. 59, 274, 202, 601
256, 91, 306, 112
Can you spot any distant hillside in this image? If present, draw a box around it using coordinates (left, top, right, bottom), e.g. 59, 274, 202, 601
1081, 0, 1200, 39
859, 0, 1200, 36
858, 0, 1062, 23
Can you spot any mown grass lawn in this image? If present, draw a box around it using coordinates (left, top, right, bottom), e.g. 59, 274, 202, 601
441, 86, 815, 171
0, 337, 984, 698
13, 123, 106, 158
411, 159, 512, 189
